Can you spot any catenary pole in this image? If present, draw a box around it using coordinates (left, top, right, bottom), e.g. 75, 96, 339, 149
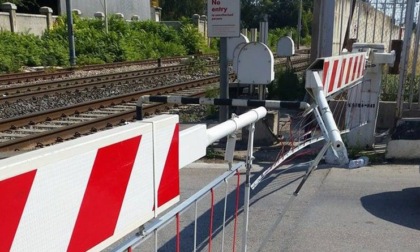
65, 0, 76, 66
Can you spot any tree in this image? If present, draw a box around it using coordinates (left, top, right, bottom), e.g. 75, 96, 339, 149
160, 0, 206, 21
0, 0, 38, 9
240, 0, 313, 31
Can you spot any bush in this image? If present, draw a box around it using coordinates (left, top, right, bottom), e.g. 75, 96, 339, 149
268, 67, 306, 101
0, 16, 210, 73
179, 24, 207, 54
268, 27, 312, 50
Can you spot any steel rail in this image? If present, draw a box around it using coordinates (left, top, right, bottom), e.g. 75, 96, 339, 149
0, 75, 227, 153
0, 70, 187, 103
0, 54, 217, 84
0, 62, 219, 99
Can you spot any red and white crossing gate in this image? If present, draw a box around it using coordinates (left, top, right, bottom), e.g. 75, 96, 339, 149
307, 52, 367, 98
0, 108, 267, 251
305, 47, 394, 159
305, 52, 367, 164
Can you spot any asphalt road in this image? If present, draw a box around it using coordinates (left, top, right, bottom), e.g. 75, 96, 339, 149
116, 159, 420, 252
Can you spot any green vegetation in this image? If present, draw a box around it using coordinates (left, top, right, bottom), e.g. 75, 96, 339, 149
0, 0, 37, 8
267, 67, 306, 101
185, 56, 208, 75
381, 74, 420, 102
0, 15, 212, 73
267, 27, 311, 52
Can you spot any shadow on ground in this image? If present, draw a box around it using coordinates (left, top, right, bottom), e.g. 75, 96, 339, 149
360, 187, 420, 231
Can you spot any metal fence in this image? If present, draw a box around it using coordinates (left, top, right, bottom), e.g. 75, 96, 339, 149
112, 162, 246, 252
335, 0, 420, 118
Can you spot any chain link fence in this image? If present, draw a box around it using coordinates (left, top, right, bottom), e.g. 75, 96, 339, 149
335, 0, 420, 118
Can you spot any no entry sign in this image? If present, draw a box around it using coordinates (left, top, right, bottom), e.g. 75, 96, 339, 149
207, 0, 240, 37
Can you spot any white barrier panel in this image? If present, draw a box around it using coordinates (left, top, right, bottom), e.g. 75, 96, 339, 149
143, 116, 180, 216
0, 107, 269, 251
0, 115, 179, 252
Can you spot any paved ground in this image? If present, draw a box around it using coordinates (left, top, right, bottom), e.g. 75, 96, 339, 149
116, 148, 420, 252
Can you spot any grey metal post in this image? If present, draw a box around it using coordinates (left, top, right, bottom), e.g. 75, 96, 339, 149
356, 1, 361, 40
241, 123, 255, 252
396, 0, 415, 119
373, 0, 379, 43
297, 0, 302, 49
311, 0, 335, 62
259, 15, 268, 45
104, 0, 108, 33
241, 28, 248, 38
66, 0, 76, 66
411, 7, 420, 106
391, 0, 397, 41
399, 0, 404, 26
320, 0, 334, 57
364, 4, 368, 42
381, 0, 387, 43
219, 38, 229, 122
250, 28, 258, 42
339, 0, 344, 52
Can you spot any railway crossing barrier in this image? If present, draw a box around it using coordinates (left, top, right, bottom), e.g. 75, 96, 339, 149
117, 44, 394, 248
0, 102, 267, 251
0, 42, 396, 252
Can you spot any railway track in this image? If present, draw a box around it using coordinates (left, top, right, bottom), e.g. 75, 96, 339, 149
0, 62, 219, 102
0, 55, 310, 156
0, 76, 226, 154
0, 55, 308, 97
0, 54, 216, 85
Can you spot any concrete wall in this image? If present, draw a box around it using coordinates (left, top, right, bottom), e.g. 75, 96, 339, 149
333, 0, 401, 55
0, 11, 56, 36
15, 13, 57, 36
0, 12, 9, 31
59, 0, 151, 20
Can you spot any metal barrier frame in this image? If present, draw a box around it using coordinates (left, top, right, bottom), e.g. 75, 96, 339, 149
112, 162, 245, 252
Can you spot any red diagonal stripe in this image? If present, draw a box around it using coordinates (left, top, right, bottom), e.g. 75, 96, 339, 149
328, 60, 339, 93
158, 123, 180, 207
68, 136, 142, 252
0, 170, 37, 251
352, 56, 359, 81
337, 58, 346, 89
345, 57, 353, 84
322, 60, 330, 88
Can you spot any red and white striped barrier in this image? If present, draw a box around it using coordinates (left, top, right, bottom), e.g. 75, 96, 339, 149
0, 107, 268, 251
0, 115, 179, 251
306, 52, 366, 97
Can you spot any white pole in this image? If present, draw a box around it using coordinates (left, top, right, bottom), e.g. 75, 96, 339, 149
206, 107, 267, 145
308, 72, 345, 152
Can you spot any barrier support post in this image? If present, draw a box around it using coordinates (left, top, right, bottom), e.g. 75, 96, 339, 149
241, 122, 255, 252
306, 70, 349, 165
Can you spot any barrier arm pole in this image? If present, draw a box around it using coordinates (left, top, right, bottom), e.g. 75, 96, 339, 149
306, 70, 349, 164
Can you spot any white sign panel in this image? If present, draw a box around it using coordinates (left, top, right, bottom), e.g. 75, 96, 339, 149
207, 0, 240, 37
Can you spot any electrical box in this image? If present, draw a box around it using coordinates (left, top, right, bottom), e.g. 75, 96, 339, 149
277, 36, 295, 57
237, 42, 274, 85
227, 33, 249, 61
